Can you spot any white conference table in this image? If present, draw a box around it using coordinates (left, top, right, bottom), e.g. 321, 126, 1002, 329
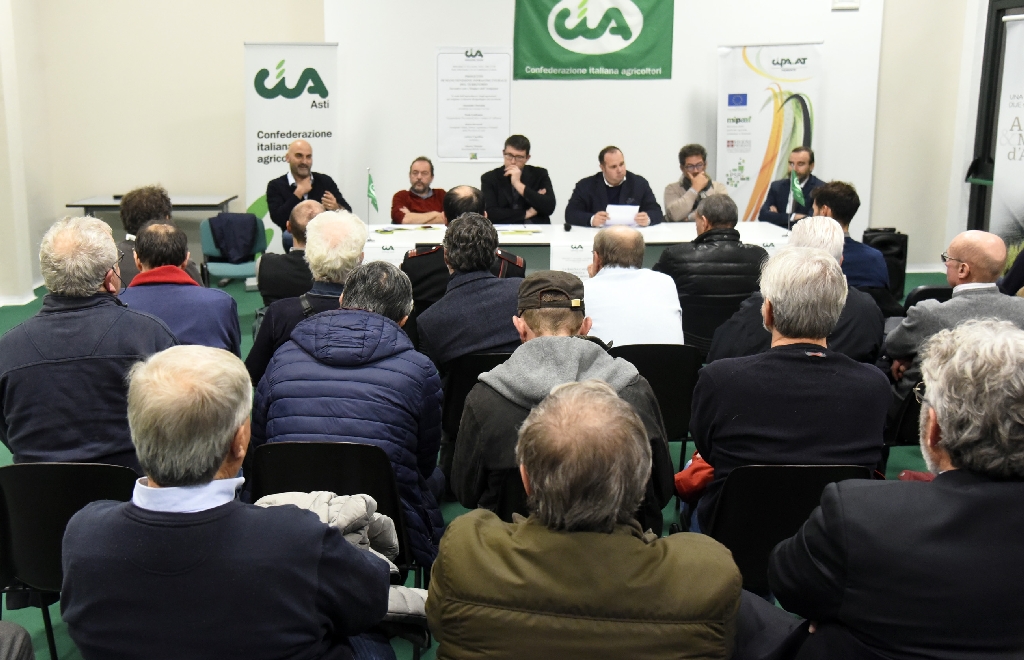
363, 222, 790, 274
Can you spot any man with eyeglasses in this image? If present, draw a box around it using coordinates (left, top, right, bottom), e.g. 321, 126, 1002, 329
884, 230, 1024, 420
664, 144, 729, 222
481, 135, 556, 224
758, 147, 824, 228
0, 217, 176, 473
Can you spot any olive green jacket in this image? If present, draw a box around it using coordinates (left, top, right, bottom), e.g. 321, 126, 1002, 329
426, 509, 742, 659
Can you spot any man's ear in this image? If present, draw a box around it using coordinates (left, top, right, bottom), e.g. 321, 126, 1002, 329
512, 315, 531, 342
762, 298, 774, 330
133, 251, 143, 272
181, 251, 191, 269
924, 406, 942, 450
578, 316, 593, 336
398, 315, 409, 328
519, 464, 531, 496
358, 251, 364, 264
818, 204, 833, 219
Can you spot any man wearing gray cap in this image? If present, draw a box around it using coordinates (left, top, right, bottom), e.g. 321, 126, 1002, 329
452, 270, 674, 535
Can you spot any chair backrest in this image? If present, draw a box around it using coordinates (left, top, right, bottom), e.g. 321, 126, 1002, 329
707, 464, 872, 594
903, 285, 952, 313
247, 442, 413, 571
199, 216, 268, 261
608, 344, 703, 441
861, 228, 909, 299
494, 469, 529, 523
886, 383, 922, 446
441, 353, 513, 438
0, 463, 137, 593
680, 293, 751, 355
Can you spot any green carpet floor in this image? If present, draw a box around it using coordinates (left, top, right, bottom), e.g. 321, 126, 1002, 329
0, 274, 935, 660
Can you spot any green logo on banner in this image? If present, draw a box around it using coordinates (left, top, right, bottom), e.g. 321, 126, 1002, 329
254, 60, 329, 99
515, 0, 672, 79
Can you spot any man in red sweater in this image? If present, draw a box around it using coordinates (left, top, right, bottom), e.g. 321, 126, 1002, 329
391, 156, 445, 224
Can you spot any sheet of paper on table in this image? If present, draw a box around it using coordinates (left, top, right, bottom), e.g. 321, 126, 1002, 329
606, 204, 640, 226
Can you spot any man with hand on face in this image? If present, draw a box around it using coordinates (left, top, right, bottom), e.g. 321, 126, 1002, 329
565, 146, 663, 227
391, 157, 445, 224
481, 135, 556, 224
664, 144, 728, 222
758, 146, 823, 228
266, 139, 351, 240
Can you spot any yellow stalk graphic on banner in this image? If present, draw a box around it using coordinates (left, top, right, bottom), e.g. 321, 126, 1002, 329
744, 84, 784, 221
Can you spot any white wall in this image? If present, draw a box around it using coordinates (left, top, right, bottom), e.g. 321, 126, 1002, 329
324, 0, 884, 238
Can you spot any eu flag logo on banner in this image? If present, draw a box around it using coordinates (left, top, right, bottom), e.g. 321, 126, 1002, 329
728, 93, 747, 107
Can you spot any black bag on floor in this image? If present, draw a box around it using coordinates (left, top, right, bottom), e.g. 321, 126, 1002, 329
862, 228, 908, 299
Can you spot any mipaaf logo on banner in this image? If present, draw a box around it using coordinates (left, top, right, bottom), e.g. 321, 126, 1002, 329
254, 60, 330, 109
547, 0, 643, 55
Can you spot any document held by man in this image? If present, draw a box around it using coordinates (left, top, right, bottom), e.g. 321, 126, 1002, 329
606, 204, 640, 226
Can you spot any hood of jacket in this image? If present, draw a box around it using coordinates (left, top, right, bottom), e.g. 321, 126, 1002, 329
290, 308, 412, 367
480, 336, 639, 408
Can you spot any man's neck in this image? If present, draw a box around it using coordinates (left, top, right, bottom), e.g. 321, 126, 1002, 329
292, 242, 305, 251
410, 188, 433, 200
771, 333, 827, 348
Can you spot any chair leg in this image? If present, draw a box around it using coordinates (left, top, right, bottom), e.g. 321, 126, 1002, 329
40, 603, 58, 660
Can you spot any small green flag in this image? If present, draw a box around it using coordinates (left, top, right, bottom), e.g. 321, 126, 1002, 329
790, 171, 805, 207
367, 171, 378, 212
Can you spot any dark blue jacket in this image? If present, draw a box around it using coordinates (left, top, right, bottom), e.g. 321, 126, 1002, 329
758, 175, 824, 227
252, 309, 444, 566
0, 294, 177, 471
118, 266, 241, 356
842, 236, 890, 289
62, 499, 390, 660
416, 271, 522, 371
565, 172, 664, 226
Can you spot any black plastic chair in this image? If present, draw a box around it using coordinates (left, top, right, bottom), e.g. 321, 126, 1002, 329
494, 469, 529, 523
0, 463, 137, 659
441, 353, 512, 439
680, 293, 751, 358
886, 382, 922, 446
706, 464, 872, 595
903, 285, 952, 314
608, 344, 703, 441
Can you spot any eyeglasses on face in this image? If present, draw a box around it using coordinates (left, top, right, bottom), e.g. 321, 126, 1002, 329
683, 162, 705, 172
913, 381, 927, 405
502, 152, 528, 162
940, 252, 965, 265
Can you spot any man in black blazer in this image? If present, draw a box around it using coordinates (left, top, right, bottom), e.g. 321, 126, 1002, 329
565, 146, 663, 227
757, 146, 823, 228
265, 139, 351, 233
770, 318, 1024, 660
481, 135, 556, 224
256, 200, 319, 306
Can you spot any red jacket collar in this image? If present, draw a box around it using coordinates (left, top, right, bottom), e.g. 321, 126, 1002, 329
129, 265, 199, 287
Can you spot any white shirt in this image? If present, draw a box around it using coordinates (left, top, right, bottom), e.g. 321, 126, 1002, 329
286, 170, 314, 198
132, 476, 245, 514
584, 266, 685, 347
952, 282, 997, 295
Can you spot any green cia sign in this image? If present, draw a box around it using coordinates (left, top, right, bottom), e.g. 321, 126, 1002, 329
254, 60, 328, 99
514, 0, 673, 80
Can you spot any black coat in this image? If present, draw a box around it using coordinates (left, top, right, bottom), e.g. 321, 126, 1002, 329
564, 172, 663, 226
266, 172, 350, 231
757, 175, 824, 228
770, 470, 1024, 660
481, 165, 556, 224
707, 288, 884, 364
257, 249, 314, 306
653, 228, 768, 298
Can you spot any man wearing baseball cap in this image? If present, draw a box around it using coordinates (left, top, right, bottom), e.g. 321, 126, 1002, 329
451, 270, 674, 535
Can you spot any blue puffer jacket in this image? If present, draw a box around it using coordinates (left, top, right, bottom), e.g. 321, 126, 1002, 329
252, 308, 444, 566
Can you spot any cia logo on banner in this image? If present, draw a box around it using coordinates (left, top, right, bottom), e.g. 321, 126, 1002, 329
547, 0, 644, 55
254, 60, 328, 101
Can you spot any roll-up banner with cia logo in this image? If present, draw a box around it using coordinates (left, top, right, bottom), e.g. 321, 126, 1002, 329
245, 43, 337, 252
513, 0, 673, 80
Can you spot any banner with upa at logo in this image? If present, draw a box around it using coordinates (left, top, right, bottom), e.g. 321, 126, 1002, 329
990, 18, 1024, 243
514, 0, 672, 80
717, 44, 822, 221
245, 43, 337, 252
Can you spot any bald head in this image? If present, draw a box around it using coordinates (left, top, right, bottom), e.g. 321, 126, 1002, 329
285, 140, 313, 180
593, 226, 645, 272
288, 200, 324, 248
945, 230, 1006, 286
442, 185, 485, 224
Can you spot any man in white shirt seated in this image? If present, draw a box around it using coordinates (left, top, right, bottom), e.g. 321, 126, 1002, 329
584, 226, 685, 346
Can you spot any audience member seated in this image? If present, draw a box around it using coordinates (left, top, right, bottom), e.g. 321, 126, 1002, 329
0, 217, 176, 472
708, 217, 884, 364
119, 222, 241, 356
245, 211, 367, 384
481, 134, 556, 224
757, 146, 823, 228
565, 146, 663, 227
584, 226, 684, 346
653, 195, 768, 300
61, 345, 392, 660
884, 230, 1024, 419
416, 212, 522, 371
401, 186, 525, 346
811, 181, 889, 289
391, 156, 444, 225
429, 380, 741, 658
453, 271, 673, 534
252, 261, 444, 568
256, 199, 320, 306
687, 247, 889, 532
116, 184, 201, 286
663, 143, 729, 222
770, 319, 1024, 660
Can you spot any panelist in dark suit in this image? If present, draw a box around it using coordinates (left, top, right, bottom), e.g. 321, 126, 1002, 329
481, 135, 556, 224
256, 200, 319, 306
758, 147, 823, 228
265, 139, 350, 232
770, 319, 1024, 660
565, 146, 663, 227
